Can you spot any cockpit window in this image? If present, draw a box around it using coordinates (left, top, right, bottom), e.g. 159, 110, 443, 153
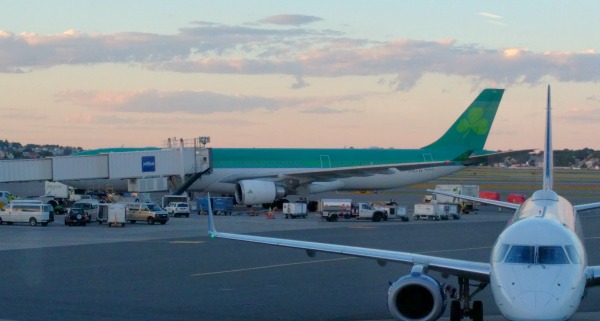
494, 244, 510, 262
538, 246, 569, 264
504, 245, 572, 265
505, 245, 535, 264
564, 245, 581, 264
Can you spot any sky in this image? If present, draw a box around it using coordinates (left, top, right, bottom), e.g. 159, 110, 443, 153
1, 1, 599, 151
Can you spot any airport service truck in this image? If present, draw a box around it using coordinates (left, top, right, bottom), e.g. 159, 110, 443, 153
371, 202, 409, 222
430, 184, 479, 214
283, 202, 308, 219
413, 203, 459, 221
319, 199, 388, 222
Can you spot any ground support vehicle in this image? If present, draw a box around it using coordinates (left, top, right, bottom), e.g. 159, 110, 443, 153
506, 193, 526, 205
430, 184, 479, 214
319, 199, 387, 222
373, 203, 409, 221
197, 196, 234, 215
123, 202, 169, 225
164, 202, 191, 217
319, 199, 352, 222
283, 202, 307, 219
0, 201, 52, 226
161, 194, 189, 209
412, 203, 459, 221
97, 203, 126, 227
64, 208, 87, 226
70, 200, 100, 222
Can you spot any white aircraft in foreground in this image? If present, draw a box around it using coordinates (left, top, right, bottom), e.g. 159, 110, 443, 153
207, 85, 600, 321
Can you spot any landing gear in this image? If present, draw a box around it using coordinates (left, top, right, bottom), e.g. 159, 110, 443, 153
449, 277, 487, 321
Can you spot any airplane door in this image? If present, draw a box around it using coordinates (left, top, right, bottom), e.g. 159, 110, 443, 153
422, 153, 433, 162
320, 155, 331, 168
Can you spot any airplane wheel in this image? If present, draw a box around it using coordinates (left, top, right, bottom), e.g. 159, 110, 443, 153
472, 300, 483, 321
450, 300, 461, 321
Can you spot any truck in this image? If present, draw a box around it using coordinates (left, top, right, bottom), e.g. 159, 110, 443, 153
197, 196, 234, 215
430, 184, 479, 214
413, 203, 459, 221
319, 199, 388, 222
283, 202, 307, 219
161, 194, 189, 209
38, 182, 90, 214
371, 202, 409, 221
97, 203, 127, 227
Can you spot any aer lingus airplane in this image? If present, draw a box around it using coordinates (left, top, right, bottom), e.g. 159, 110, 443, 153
74, 89, 512, 206
207, 85, 600, 321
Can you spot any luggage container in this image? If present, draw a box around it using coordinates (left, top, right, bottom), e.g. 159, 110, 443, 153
197, 196, 234, 215
283, 203, 307, 219
97, 203, 126, 227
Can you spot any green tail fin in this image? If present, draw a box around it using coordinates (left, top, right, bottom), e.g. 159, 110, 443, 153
421, 88, 504, 153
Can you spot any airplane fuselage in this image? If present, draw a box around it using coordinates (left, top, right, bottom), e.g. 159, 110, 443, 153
489, 190, 587, 321
66, 164, 464, 196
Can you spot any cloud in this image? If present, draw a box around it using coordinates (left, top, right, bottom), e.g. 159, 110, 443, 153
2, 22, 600, 90
259, 14, 323, 26
56, 89, 367, 115
300, 107, 359, 114
57, 89, 285, 114
478, 12, 502, 19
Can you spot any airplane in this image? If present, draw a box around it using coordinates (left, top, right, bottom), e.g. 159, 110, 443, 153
69, 89, 520, 207
206, 85, 600, 321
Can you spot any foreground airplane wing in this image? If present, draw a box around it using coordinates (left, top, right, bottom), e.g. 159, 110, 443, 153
426, 189, 521, 210
206, 196, 490, 282
219, 160, 457, 184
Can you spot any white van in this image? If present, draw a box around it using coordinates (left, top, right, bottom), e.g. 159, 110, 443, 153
70, 200, 100, 222
122, 202, 169, 225
0, 201, 52, 226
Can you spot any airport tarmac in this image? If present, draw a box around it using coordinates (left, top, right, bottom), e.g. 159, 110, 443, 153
1, 167, 600, 320
0, 208, 600, 321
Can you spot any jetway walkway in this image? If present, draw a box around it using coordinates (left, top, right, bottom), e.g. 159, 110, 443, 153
0, 139, 212, 194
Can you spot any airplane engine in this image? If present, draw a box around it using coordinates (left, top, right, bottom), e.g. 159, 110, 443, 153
387, 271, 447, 321
235, 180, 286, 205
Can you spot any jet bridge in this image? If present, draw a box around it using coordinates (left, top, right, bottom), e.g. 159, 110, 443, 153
0, 138, 212, 194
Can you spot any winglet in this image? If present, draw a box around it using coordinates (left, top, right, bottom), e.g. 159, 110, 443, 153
207, 193, 218, 237
543, 85, 553, 191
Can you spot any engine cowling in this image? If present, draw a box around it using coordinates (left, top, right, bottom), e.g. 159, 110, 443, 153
235, 180, 286, 205
387, 270, 447, 321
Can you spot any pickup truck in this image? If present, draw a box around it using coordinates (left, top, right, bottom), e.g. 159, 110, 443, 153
319, 199, 387, 222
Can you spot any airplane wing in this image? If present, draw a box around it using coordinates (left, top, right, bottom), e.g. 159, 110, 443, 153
586, 266, 600, 287
427, 189, 521, 210
219, 160, 457, 184
463, 149, 535, 166
574, 202, 600, 213
206, 196, 490, 282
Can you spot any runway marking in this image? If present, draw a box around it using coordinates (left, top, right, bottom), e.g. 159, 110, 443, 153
169, 241, 205, 244
191, 257, 355, 277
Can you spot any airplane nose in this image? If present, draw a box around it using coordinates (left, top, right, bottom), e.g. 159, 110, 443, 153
518, 291, 554, 308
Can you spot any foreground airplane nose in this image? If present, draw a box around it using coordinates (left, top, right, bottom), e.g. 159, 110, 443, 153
518, 291, 554, 308
500, 291, 572, 321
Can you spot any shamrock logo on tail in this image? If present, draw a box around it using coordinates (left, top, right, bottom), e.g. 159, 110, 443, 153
456, 107, 489, 138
